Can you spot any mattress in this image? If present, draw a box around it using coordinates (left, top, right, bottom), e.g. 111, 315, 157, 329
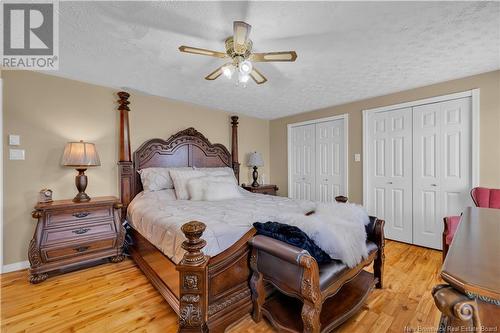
127, 189, 315, 264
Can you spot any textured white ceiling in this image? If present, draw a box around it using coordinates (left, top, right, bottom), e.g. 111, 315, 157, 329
53, 1, 500, 119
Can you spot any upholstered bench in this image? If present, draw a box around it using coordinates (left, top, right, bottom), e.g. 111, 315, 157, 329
249, 216, 385, 333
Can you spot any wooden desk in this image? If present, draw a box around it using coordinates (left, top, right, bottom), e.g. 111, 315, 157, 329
442, 207, 500, 300
432, 207, 500, 331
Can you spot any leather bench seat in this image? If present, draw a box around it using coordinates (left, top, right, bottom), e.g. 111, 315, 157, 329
319, 241, 378, 291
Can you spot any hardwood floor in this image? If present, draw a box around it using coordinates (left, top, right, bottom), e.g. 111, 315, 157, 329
1, 240, 443, 333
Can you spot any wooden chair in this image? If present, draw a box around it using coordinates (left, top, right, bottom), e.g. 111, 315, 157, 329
249, 203, 384, 333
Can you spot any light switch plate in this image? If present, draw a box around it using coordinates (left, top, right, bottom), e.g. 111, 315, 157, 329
9, 135, 20, 146
9, 149, 25, 160
354, 153, 361, 162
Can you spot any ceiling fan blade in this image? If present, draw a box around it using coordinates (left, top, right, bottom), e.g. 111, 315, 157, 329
233, 21, 251, 49
179, 46, 227, 58
250, 68, 267, 85
205, 65, 225, 81
250, 51, 297, 62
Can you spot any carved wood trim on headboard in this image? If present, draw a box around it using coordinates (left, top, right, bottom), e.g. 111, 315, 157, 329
116, 91, 240, 217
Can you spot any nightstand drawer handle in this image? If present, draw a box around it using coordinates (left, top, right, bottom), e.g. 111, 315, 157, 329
73, 212, 90, 218
74, 246, 89, 253
72, 227, 91, 235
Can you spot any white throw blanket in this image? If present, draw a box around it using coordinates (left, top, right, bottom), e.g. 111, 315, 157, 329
274, 202, 370, 268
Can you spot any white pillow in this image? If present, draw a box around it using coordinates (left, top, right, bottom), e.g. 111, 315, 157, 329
141, 189, 178, 201
204, 182, 242, 201
187, 176, 242, 201
187, 175, 237, 201
193, 167, 237, 184
169, 169, 206, 200
138, 167, 193, 191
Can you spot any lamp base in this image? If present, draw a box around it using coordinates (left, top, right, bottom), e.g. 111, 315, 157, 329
73, 169, 91, 203
73, 192, 91, 203
251, 166, 259, 187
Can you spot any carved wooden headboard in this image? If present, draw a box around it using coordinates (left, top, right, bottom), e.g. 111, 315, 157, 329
116, 92, 240, 215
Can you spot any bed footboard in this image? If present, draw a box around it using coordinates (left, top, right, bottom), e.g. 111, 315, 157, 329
177, 221, 210, 333
176, 221, 256, 333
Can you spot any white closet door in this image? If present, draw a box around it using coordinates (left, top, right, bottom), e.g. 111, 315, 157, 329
413, 98, 471, 249
315, 119, 345, 202
366, 108, 413, 243
290, 124, 316, 200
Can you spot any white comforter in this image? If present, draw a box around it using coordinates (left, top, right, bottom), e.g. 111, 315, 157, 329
127, 189, 315, 264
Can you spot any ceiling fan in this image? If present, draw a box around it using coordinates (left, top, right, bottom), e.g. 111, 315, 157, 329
179, 21, 297, 86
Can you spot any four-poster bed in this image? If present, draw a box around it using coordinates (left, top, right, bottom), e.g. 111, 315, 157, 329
116, 91, 385, 333
117, 92, 254, 332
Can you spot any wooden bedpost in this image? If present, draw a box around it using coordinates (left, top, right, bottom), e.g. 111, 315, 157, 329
117, 91, 133, 218
231, 116, 240, 184
177, 221, 209, 332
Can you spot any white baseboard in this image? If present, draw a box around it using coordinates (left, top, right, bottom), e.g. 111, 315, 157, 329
2, 260, 30, 274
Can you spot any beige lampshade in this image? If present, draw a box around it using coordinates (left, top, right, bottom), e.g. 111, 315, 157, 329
61, 140, 101, 168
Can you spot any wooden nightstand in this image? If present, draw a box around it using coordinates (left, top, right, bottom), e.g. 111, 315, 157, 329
29, 196, 125, 284
242, 184, 279, 196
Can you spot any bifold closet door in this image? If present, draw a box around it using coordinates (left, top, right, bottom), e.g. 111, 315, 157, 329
316, 119, 345, 202
290, 124, 316, 200
412, 98, 471, 249
366, 108, 413, 243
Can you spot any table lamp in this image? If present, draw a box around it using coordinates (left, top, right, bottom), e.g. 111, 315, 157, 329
247, 152, 264, 187
61, 140, 101, 202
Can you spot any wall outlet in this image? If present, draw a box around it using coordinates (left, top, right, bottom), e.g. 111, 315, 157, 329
9, 135, 20, 146
9, 149, 25, 160
354, 153, 361, 162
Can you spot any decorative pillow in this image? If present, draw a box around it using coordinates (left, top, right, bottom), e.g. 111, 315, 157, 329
187, 176, 241, 201
187, 175, 236, 201
253, 221, 332, 264
138, 167, 193, 191
169, 169, 206, 200
204, 181, 242, 201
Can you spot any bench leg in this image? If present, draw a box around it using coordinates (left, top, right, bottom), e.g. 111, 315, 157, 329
373, 219, 385, 289
374, 251, 384, 289
301, 301, 322, 333
250, 249, 265, 322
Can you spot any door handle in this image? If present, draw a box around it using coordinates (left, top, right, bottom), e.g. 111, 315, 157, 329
387, 182, 393, 184
324, 179, 329, 182
430, 184, 437, 187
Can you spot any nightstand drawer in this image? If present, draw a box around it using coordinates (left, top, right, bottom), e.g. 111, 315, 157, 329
256, 189, 276, 195
42, 238, 115, 262
46, 207, 112, 226
242, 185, 278, 196
43, 222, 115, 246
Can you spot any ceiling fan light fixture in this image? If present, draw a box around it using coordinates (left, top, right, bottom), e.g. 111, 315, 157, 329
239, 60, 253, 75
179, 21, 297, 85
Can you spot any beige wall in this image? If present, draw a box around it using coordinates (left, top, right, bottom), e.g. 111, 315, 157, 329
3, 69, 499, 264
2, 70, 270, 265
270, 70, 500, 203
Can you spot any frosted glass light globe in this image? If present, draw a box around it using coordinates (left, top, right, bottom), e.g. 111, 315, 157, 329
238, 73, 250, 83
239, 60, 252, 75
222, 64, 234, 79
